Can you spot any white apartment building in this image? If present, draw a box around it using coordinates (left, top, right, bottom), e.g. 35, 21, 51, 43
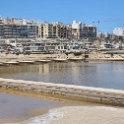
113, 28, 124, 37
72, 21, 96, 39
72, 21, 83, 39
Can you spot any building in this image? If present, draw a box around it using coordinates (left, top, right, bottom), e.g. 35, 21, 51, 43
72, 21, 83, 39
41, 22, 53, 38
97, 32, 111, 39
0, 17, 96, 40
2, 24, 37, 38
0, 17, 39, 39
97, 32, 104, 39
104, 32, 111, 38
82, 25, 96, 38
52, 22, 70, 39
0, 17, 4, 38
41, 22, 71, 39
0, 16, 4, 24
66, 24, 72, 39
113, 27, 124, 37
72, 21, 96, 39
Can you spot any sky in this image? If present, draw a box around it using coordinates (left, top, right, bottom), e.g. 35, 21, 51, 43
0, 0, 124, 33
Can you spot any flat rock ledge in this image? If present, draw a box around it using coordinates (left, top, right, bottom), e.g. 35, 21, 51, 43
0, 78, 124, 106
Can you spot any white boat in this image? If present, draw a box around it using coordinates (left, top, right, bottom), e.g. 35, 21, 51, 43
36, 60, 52, 62
53, 58, 67, 62
68, 58, 84, 61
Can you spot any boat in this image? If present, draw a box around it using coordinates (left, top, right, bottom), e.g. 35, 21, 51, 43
53, 58, 67, 62
36, 60, 52, 62
68, 58, 84, 61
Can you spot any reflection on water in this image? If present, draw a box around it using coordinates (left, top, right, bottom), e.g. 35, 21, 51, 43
0, 62, 124, 90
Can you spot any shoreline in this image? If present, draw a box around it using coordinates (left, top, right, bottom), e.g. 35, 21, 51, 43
0, 106, 61, 124
0, 87, 103, 124
1, 80, 124, 124
1, 52, 124, 64
0, 88, 63, 124
1, 53, 124, 123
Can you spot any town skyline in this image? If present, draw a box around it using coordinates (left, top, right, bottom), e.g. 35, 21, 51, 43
0, 0, 124, 33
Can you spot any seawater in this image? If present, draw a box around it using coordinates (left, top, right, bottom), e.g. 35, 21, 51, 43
6, 108, 63, 124
0, 61, 124, 90
6, 106, 124, 124
1, 61, 124, 124
0, 92, 61, 119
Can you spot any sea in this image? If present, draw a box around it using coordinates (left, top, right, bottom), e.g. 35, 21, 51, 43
0, 61, 124, 124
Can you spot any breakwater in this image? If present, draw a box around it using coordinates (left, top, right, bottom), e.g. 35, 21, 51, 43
0, 78, 124, 106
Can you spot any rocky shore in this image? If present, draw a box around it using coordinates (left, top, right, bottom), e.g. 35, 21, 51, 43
0, 51, 124, 64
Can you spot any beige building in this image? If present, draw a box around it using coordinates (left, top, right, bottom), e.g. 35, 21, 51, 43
97, 32, 104, 39
41, 22, 72, 39
41, 22, 53, 38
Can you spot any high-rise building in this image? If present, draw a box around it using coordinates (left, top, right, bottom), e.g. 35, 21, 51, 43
41, 22, 72, 39
83, 25, 96, 38
72, 21, 96, 39
0, 17, 39, 39
0, 17, 96, 40
72, 21, 83, 39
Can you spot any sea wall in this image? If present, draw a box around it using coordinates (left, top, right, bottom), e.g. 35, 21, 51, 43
0, 78, 124, 106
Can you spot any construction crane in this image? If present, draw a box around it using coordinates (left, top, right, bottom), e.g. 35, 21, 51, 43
92, 19, 124, 32
92, 20, 101, 32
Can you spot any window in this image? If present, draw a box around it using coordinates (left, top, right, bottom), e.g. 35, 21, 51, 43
61, 46, 63, 49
